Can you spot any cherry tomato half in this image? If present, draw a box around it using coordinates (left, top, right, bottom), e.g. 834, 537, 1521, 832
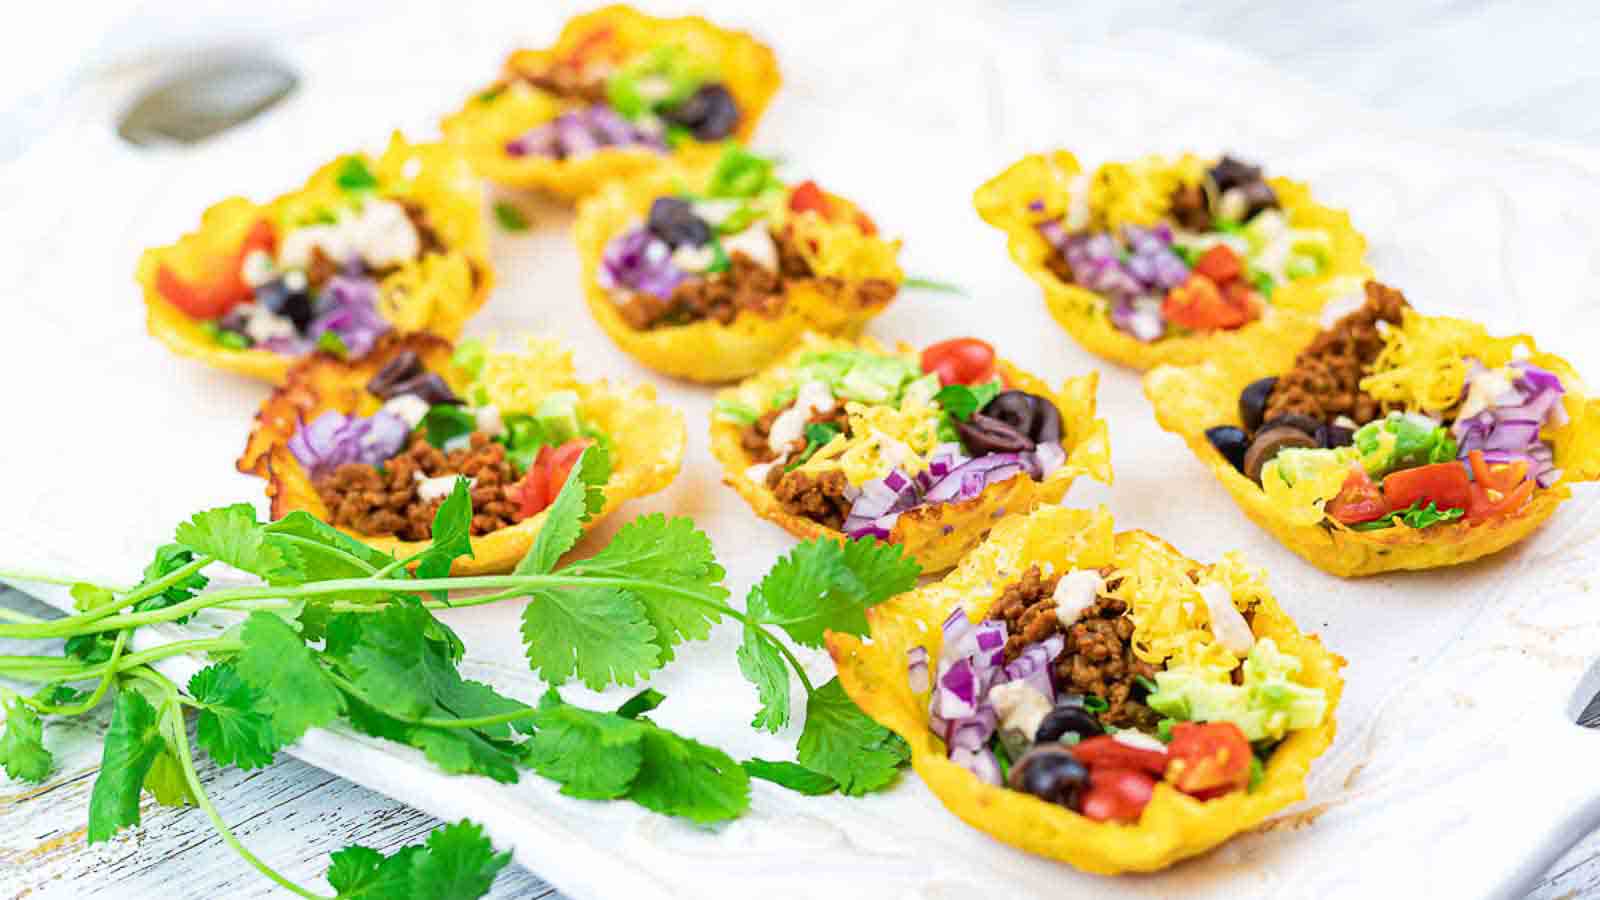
1380, 460, 1472, 513
1162, 273, 1252, 331
511, 438, 591, 521
920, 337, 996, 386
1079, 767, 1156, 823
1164, 721, 1252, 800
156, 219, 276, 320
1326, 465, 1388, 524
1069, 735, 1168, 777
1193, 244, 1244, 284
542, 438, 592, 503
788, 180, 877, 235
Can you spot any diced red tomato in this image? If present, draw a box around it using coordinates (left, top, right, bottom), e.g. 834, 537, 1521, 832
1381, 461, 1473, 513
156, 219, 275, 320
565, 26, 616, 66
1326, 465, 1389, 524
1079, 767, 1157, 823
1221, 280, 1263, 319
788, 180, 877, 235
920, 337, 997, 386
1164, 722, 1252, 800
1162, 273, 1252, 331
1069, 735, 1168, 777
511, 438, 592, 520
1193, 245, 1243, 284
1465, 450, 1535, 521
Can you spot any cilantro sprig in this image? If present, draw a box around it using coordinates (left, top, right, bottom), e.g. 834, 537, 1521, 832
0, 446, 922, 895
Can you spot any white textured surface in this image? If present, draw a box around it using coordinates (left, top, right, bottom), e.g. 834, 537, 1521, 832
4, 1, 1600, 898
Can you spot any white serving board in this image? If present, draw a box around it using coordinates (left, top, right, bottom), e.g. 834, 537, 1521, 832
3, 2, 1600, 898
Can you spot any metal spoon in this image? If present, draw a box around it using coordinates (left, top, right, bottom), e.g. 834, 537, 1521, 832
116, 54, 298, 147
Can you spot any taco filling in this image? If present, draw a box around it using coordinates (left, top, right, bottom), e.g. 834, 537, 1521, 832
598, 145, 898, 330
288, 340, 608, 541
494, 37, 744, 160
156, 157, 465, 360
1204, 280, 1570, 532
718, 337, 1070, 539
922, 555, 1328, 823
1029, 154, 1337, 342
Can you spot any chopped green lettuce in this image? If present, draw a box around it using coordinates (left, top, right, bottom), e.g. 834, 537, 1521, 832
534, 391, 583, 444
1147, 638, 1328, 742
1354, 412, 1458, 477
790, 350, 921, 406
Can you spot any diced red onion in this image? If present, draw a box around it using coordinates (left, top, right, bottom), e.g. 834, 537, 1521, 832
950, 746, 1002, 785
506, 105, 667, 159
907, 646, 930, 693
601, 225, 686, 299
288, 410, 409, 478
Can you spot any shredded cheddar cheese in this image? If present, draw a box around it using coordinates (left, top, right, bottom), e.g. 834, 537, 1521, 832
473, 335, 580, 413
1088, 154, 1205, 232
1109, 540, 1269, 680
1361, 310, 1531, 414
772, 208, 904, 281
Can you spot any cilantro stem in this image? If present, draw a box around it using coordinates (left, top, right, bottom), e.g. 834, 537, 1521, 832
0, 569, 133, 592
91, 556, 215, 621
15, 630, 129, 716
128, 669, 333, 900
0, 637, 238, 683
0, 607, 44, 624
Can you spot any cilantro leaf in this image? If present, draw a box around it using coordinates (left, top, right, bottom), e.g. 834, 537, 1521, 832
174, 504, 301, 584
786, 422, 841, 471
0, 696, 53, 782
341, 694, 526, 785
742, 759, 839, 796
409, 819, 513, 900
423, 405, 477, 449
526, 695, 645, 799
327, 820, 509, 900
934, 382, 1000, 421
564, 514, 725, 663
234, 612, 345, 744
70, 582, 116, 612
414, 478, 474, 590
189, 664, 279, 770
34, 684, 86, 707
492, 201, 529, 232
615, 688, 665, 720
64, 632, 114, 664
515, 447, 606, 576
736, 625, 791, 732
130, 543, 210, 618
336, 156, 379, 192
629, 722, 750, 824
521, 585, 659, 689
796, 678, 908, 796
143, 749, 196, 807
87, 689, 167, 842
746, 538, 918, 649
266, 512, 402, 600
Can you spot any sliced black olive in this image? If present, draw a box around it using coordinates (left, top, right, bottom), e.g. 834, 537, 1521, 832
662, 83, 741, 141
1259, 413, 1323, 438
1237, 376, 1278, 433
646, 196, 711, 249
1243, 425, 1318, 483
1208, 155, 1264, 194
1237, 179, 1279, 218
256, 278, 315, 332
386, 372, 461, 406
957, 412, 1035, 455
1008, 745, 1089, 809
1205, 425, 1250, 473
367, 351, 425, 398
1035, 705, 1104, 744
1323, 424, 1356, 448
979, 391, 1063, 445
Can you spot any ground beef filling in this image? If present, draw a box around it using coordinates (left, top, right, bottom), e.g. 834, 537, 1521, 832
739, 403, 853, 465
315, 433, 521, 541
1265, 280, 1411, 425
989, 565, 1162, 729
505, 62, 608, 104
619, 228, 897, 330
768, 469, 854, 531
1168, 182, 1212, 231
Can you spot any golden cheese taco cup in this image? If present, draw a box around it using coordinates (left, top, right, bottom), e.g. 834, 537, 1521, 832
441, 4, 779, 199
1144, 281, 1600, 576
974, 150, 1368, 371
828, 505, 1344, 874
710, 334, 1111, 573
239, 333, 683, 574
138, 134, 491, 384
576, 146, 904, 382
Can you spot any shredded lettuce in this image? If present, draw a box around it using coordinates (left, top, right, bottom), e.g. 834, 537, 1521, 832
713, 399, 759, 425
1147, 638, 1327, 742
605, 45, 712, 121
790, 350, 920, 406
1349, 500, 1465, 532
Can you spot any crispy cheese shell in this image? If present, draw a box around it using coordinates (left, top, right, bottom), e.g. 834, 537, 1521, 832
827, 505, 1345, 874
137, 134, 493, 385
576, 158, 903, 383
709, 335, 1112, 573
1143, 316, 1600, 576
237, 333, 684, 575
973, 150, 1370, 371
440, 5, 779, 199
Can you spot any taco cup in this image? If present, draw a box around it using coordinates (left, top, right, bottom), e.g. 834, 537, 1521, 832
828, 505, 1344, 874
138, 134, 492, 384
709, 333, 1111, 573
441, 4, 779, 199
975, 150, 1368, 371
1145, 279, 1600, 577
238, 332, 683, 574
577, 143, 904, 382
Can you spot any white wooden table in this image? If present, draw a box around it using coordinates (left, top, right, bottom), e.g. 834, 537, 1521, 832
7, 1, 1600, 896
